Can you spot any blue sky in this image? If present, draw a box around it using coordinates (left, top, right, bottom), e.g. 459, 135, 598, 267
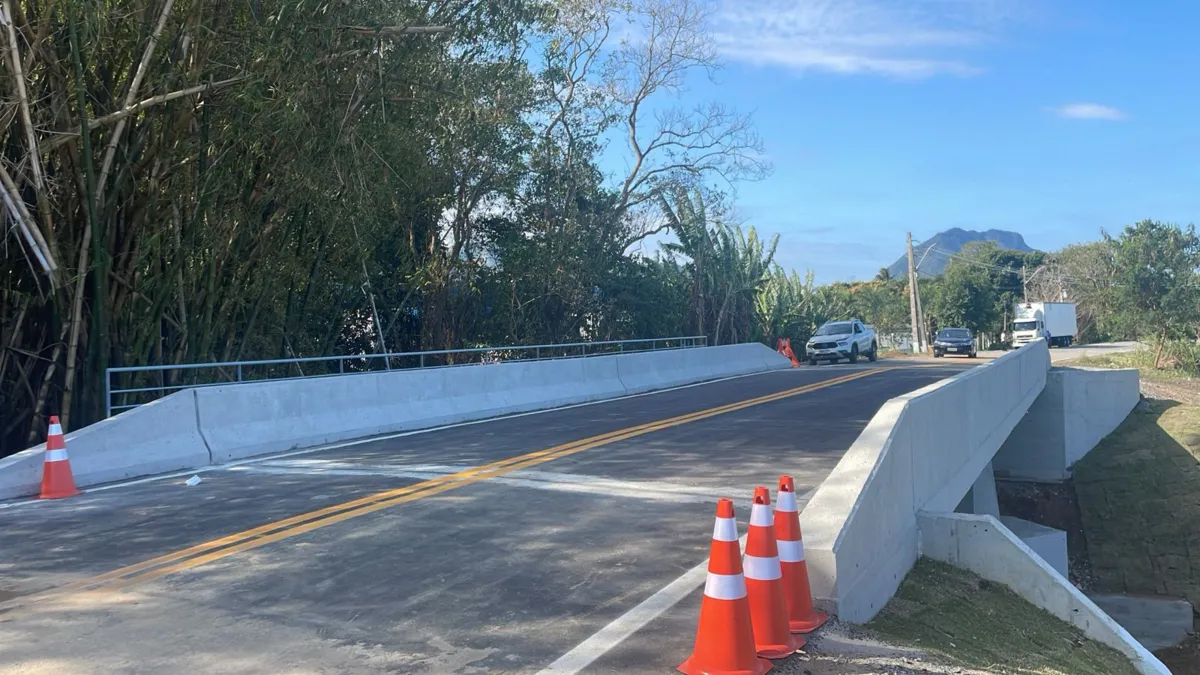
617, 0, 1200, 283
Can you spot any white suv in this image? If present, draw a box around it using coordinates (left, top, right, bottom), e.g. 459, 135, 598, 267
805, 319, 878, 365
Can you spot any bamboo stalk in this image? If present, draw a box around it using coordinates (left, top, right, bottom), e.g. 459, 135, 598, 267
60, 5, 96, 430
28, 332, 65, 442
0, 163, 56, 275
340, 25, 450, 36
39, 76, 247, 154
2, 0, 57, 275
95, 0, 176, 205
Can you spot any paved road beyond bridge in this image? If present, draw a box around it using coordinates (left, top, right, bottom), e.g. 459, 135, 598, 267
0, 360, 971, 674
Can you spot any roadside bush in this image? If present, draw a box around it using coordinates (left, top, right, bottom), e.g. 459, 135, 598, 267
1157, 339, 1200, 377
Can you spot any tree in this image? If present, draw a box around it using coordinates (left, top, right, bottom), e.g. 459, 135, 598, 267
537, 0, 769, 250
1032, 242, 1122, 342
925, 246, 998, 336
1106, 220, 1200, 366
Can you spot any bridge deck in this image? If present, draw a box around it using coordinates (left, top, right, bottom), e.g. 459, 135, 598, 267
0, 360, 972, 674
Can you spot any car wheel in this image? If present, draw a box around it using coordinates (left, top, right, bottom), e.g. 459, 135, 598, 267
849, 344, 859, 364
868, 341, 878, 362
969, 351, 977, 358
934, 351, 943, 358
809, 357, 817, 366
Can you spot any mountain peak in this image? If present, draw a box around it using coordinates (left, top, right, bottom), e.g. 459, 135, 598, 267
886, 229, 1033, 279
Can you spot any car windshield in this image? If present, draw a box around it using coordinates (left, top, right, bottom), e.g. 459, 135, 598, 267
1013, 320, 1039, 331
938, 329, 970, 340
814, 322, 852, 336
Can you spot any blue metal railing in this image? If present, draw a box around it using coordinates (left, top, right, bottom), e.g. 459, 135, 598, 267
105, 336, 708, 417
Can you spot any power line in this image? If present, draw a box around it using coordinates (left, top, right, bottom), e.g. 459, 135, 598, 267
920, 246, 1127, 288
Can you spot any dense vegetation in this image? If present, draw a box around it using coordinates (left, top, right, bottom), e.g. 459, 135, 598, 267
1, 0, 1195, 456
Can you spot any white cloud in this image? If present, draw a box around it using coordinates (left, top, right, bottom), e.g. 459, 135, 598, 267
712, 0, 1022, 79
1053, 103, 1127, 121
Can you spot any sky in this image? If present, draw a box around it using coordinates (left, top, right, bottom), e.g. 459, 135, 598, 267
614, 0, 1200, 284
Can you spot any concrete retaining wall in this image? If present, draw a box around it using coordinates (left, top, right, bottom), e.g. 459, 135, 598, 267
801, 341, 1051, 622
993, 366, 1140, 482
919, 512, 1169, 674
1, 343, 789, 498
0, 391, 212, 500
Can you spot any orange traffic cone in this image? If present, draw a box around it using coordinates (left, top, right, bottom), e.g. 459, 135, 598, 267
679, 498, 772, 675
775, 475, 827, 633
39, 416, 80, 500
777, 338, 801, 367
745, 486, 804, 658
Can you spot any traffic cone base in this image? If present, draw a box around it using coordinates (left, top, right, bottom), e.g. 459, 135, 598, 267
787, 613, 828, 634
746, 578, 805, 656
678, 598, 773, 675
40, 461, 81, 499
679, 657, 771, 675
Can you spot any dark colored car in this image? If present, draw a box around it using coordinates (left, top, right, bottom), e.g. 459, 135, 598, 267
933, 327, 977, 358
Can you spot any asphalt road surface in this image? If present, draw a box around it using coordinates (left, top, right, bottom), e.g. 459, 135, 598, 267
0, 360, 972, 675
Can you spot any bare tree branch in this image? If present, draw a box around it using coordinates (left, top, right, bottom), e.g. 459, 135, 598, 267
604, 0, 769, 228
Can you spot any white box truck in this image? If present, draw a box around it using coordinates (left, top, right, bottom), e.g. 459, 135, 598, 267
1012, 302, 1077, 347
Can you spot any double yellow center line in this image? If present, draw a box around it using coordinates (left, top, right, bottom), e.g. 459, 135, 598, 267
1, 366, 891, 611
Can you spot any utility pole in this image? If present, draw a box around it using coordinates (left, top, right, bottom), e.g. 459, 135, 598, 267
906, 232, 921, 354
914, 275, 927, 352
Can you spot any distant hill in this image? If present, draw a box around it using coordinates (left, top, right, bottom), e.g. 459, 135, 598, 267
885, 228, 1034, 279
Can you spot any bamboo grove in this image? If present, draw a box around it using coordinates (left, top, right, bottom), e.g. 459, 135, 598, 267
0, 0, 784, 454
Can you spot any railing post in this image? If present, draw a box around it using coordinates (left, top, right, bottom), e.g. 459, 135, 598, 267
104, 370, 112, 419
420, 354, 425, 368
236, 364, 243, 382
620, 342, 624, 354
535, 347, 540, 360
582, 344, 587, 357
339, 359, 344, 374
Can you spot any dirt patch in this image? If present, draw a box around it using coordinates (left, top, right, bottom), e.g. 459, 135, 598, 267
995, 479, 1095, 591
774, 619, 989, 674
1155, 631, 1200, 675
1140, 378, 1200, 405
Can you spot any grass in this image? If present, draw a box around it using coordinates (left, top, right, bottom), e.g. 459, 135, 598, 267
1072, 345, 1200, 382
866, 558, 1139, 675
1073, 399, 1200, 611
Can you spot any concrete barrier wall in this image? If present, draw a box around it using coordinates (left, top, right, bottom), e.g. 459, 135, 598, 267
801, 341, 1051, 622
196, 353, 631, 463
615, 342, 781, 394
3, 343, 789, 497
0, 391, 212, 500
994, 367, 1140, 482
919, 512, 1169, 675
201, 343, 786, 462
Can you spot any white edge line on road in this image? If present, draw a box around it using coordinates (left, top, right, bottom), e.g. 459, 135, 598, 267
535, 537, 753, 675
537, 487, 818, 675
2, 364, 876, 507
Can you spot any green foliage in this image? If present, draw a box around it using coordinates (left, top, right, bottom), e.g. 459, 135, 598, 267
1105, 220, 1200, 344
